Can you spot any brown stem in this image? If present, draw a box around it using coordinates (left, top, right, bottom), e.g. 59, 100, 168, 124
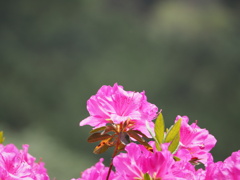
106, 138, 121, 180
106, 162, 114, 180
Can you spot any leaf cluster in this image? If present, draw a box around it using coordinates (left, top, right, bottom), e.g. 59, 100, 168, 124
86, 113, 182, 156
87, 120, 152, 154
147, 113, 182, 154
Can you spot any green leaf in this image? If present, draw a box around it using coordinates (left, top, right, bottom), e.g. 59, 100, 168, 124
87, 133, 112, 143
89, 126, 106, 133
173, 156, 181, 161
154, 113, 165, 144
127, 130, 145, 143
132, 130, 148, 139
140, 141, 153, 152
164, 118, 182, 143
0, 131, 4, 144
146, 121, 161, 151
168, 131, 180, 153
143, 173, 151, 180
93, 141, 109, 154
145, 121, 155, 139
127, 130, 153, 152
117, 143, 126, 151
102, 125, 115, 134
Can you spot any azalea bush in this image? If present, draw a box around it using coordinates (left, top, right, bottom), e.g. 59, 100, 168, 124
1, 83, 240, 179
73, 83, 240, 180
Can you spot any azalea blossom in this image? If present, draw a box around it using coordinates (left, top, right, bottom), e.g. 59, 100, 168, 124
71, 158, 115, 180
0, 144, 49, 180
205, 150, 240, 180
113, 143, 176, 180
174, 115, 217, 165
171, 152, 207, 180
80, 83, 158, 135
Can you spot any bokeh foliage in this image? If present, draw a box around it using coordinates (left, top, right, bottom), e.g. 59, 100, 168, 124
0, 0, 240, 179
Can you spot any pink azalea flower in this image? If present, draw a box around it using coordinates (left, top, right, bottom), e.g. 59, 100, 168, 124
223, 150, 240, 179
174, 115, 217, 165
149, 142, 204, 180
0, 144, 49, 180
171, 151, 209, 180
171, 160, 200, 180
113, 143, 176, 180
205, 150, 240, 180
80, 83, 158, 135
71, 158, 115, 180
204, 161, 224, 180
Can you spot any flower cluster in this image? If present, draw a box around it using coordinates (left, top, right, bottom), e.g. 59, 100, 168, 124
0, 143, 49, 180
75, 83, 240, 180
1, 83, 239, 179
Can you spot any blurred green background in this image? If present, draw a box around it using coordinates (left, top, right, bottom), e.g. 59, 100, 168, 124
1, 0, 240, 179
